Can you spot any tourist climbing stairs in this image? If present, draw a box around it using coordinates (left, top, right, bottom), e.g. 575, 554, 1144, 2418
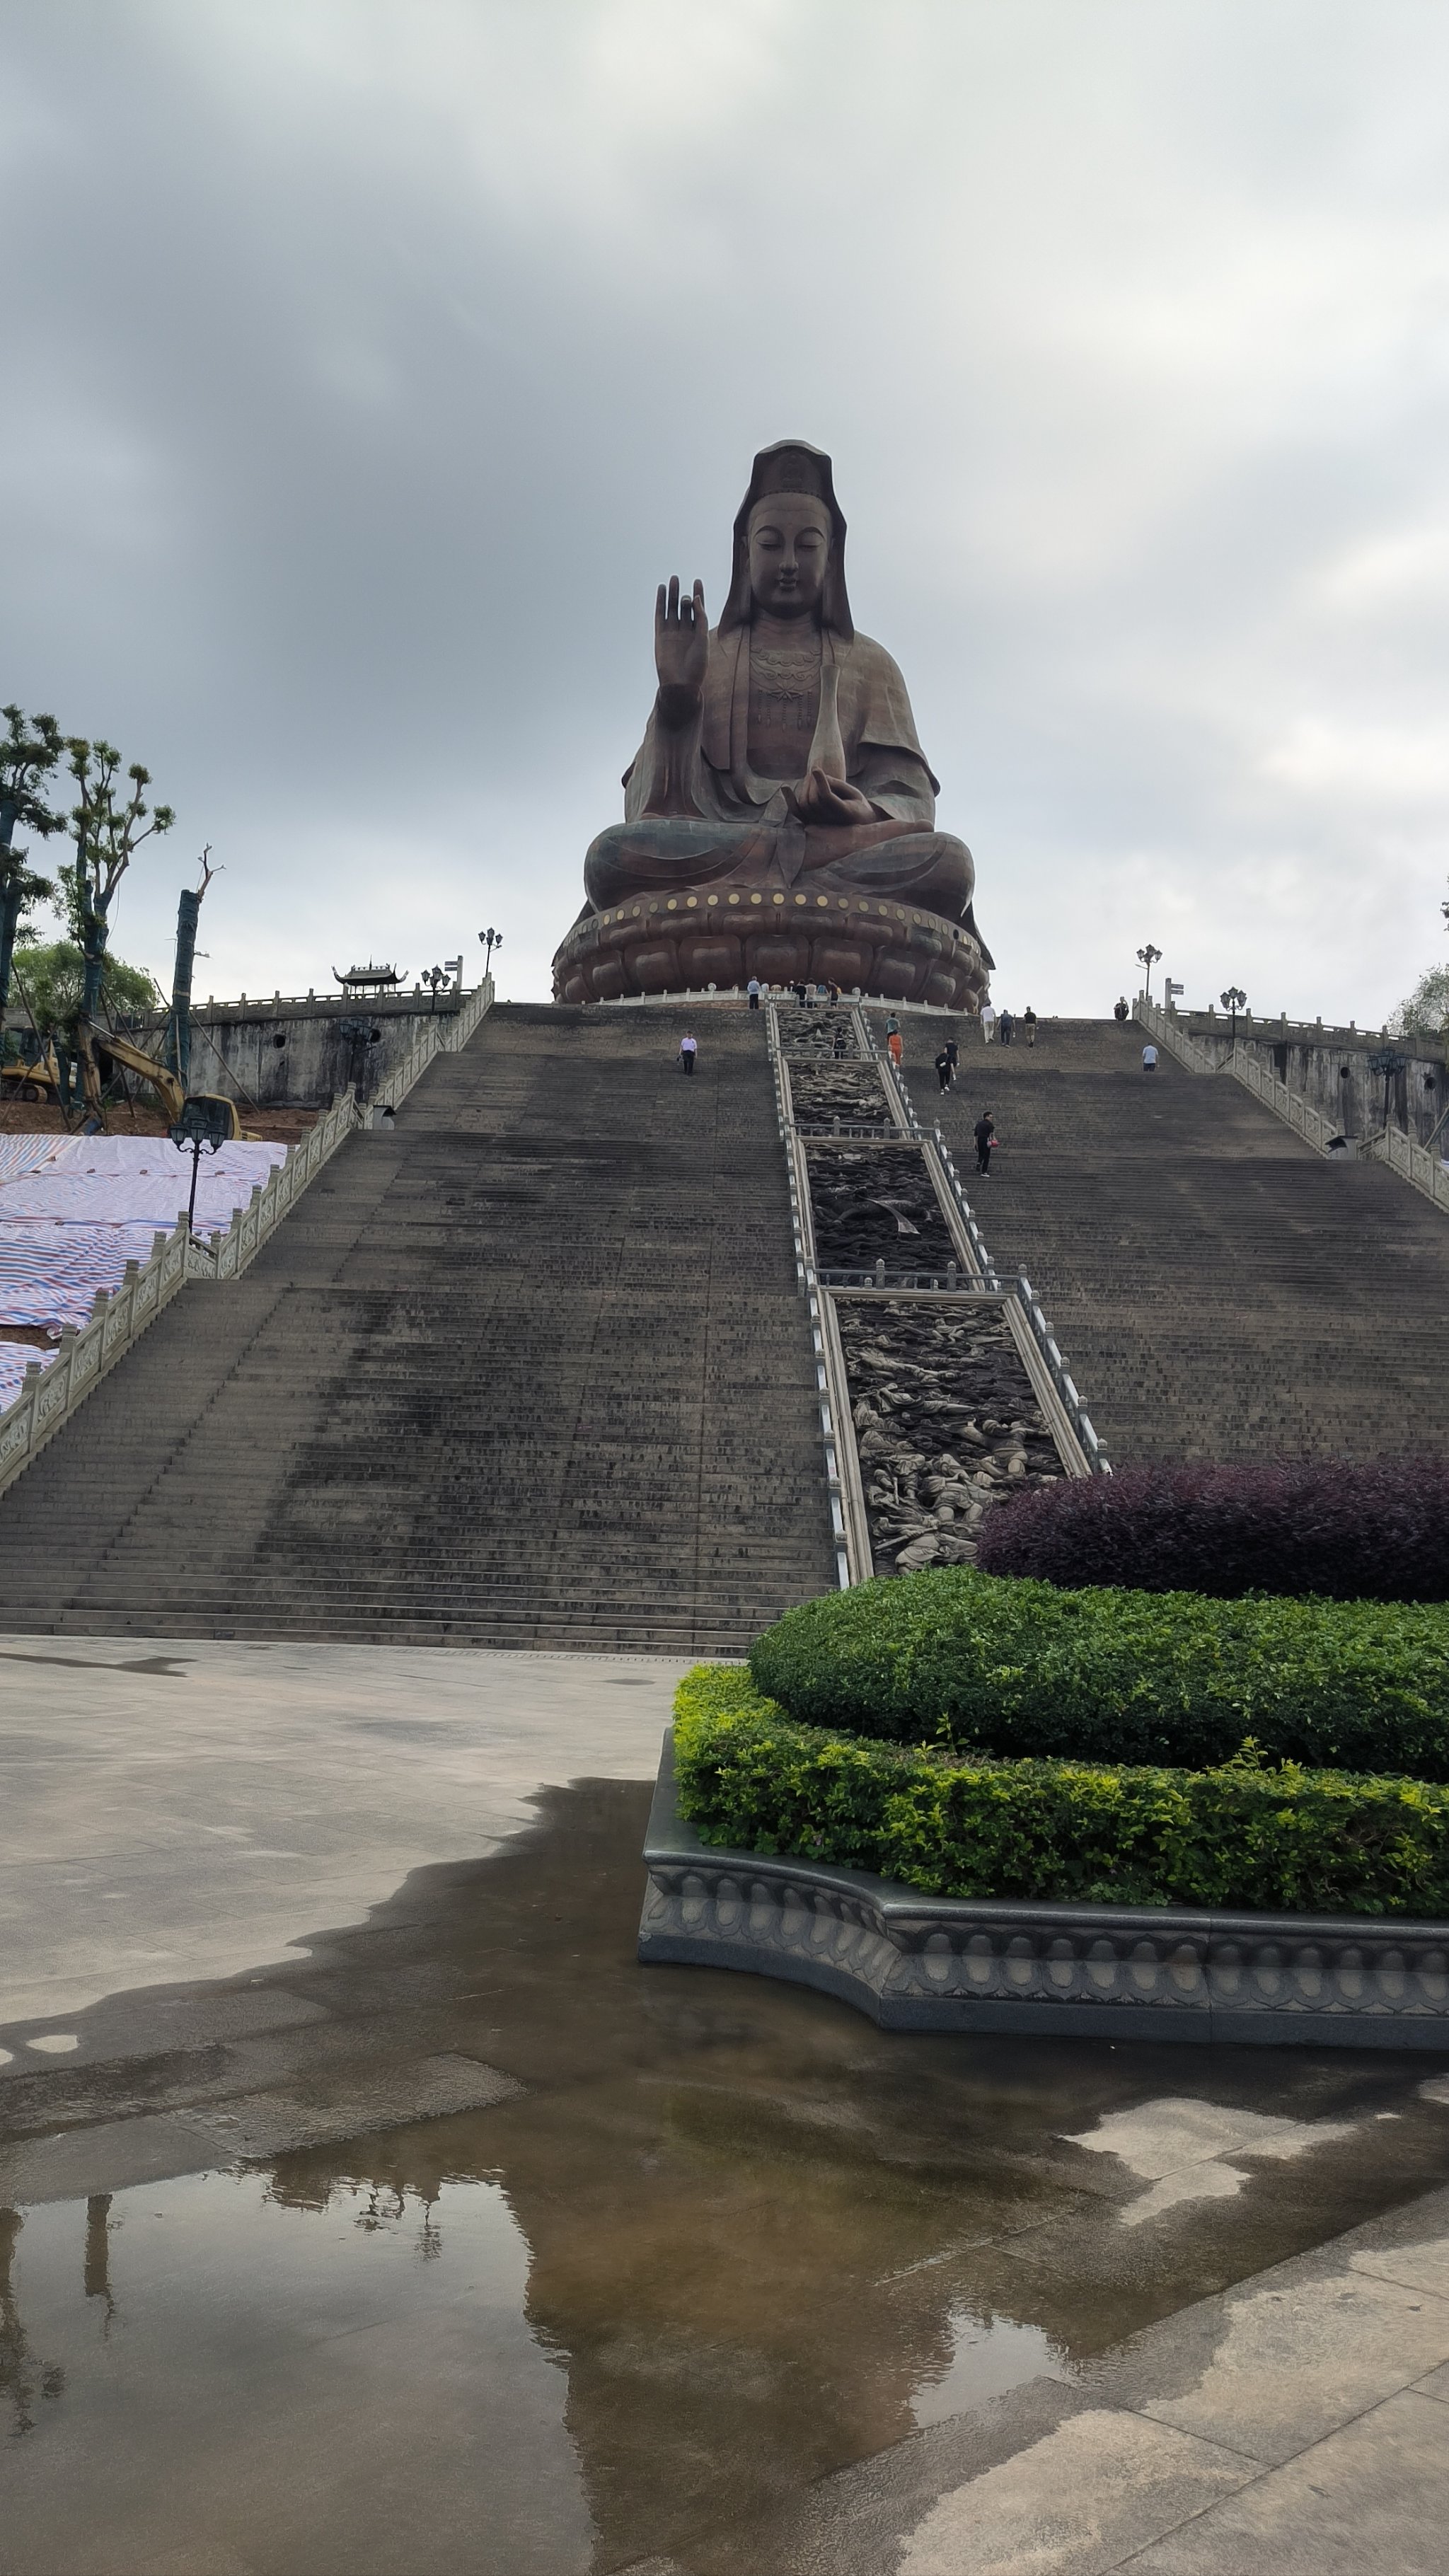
916, 1014, 1449, 1461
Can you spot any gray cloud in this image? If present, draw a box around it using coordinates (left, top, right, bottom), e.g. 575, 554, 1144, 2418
3, 0, 1447, 1022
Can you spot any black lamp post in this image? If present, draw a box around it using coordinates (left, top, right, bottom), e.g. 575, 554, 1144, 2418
168, 1094, 233, 1234
478, 928, 502, 981
1367, 1046, 1408, 1128
1220, 986, 1247, 1046
1136, 942, 1162, 1000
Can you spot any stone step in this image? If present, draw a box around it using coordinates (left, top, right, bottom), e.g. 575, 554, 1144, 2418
0, 1005, 838, 1638
913, 1012, 1449, 1465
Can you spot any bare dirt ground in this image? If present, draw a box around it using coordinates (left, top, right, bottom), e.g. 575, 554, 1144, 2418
0, 1100, 320, 1145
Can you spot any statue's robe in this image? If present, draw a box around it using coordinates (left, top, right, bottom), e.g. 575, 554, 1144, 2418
584, 624, 988, 960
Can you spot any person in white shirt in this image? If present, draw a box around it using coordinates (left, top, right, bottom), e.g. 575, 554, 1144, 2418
1142, 1043, 1158, 1073
746, 977, 761, 1010
981, 1003, 997, 1043
679, 1033, 698, 1075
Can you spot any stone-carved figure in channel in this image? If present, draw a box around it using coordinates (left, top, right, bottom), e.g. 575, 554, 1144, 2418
551, 442, 991, 1008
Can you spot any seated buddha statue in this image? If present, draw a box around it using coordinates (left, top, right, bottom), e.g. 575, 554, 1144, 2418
551, 441, 991, 1009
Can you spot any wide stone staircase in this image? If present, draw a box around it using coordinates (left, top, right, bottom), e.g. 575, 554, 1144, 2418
908, 1014, 1449, 1464
0, 1005, 836, 1651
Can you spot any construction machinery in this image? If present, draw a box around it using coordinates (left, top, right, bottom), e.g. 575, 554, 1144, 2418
1, 1034, 65, 1104
78, 1022, 256, 1139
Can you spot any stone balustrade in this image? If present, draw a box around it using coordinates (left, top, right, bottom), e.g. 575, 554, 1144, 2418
1137, 991, 1449, 1215
0, 979, 494, 1495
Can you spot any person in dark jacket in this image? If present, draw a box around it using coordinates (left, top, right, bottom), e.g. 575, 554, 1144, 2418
935, 1045, 953, 1092
997, 1009, 1014, 1046
974, 1112, 996, 1174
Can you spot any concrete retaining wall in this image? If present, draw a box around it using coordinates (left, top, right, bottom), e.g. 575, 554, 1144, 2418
1179, 1017, 1447, 1151
185, 990, 475, 1109
4, 989, 476, 1110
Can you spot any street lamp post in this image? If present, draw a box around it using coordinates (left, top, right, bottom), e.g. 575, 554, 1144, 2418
478, 928, 502, 983
1220, 986, 1247, 1047
1136, 943, 1162, 1000
168, 1095, 233, 1235
1367, 1046, 1408, 1131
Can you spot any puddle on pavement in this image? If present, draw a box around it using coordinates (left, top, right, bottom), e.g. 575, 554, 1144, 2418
4, 1777, 1449, 2576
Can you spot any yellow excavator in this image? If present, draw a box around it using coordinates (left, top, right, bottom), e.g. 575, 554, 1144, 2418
1, 1035, 66, 1104
1, 1020, 258, 1137
77, 1022, 259, 1140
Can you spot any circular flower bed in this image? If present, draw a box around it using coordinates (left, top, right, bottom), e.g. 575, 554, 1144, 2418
673, 1663, 1449, 1917
667, 1565, 1449, 1917
747, 1568, 1449, 1779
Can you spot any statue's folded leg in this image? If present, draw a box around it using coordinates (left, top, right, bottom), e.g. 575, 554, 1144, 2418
801, 827, 976, 926
584, 821, 764, 913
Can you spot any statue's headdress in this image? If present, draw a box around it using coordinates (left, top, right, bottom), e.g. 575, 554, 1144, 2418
719, 439, 853, 639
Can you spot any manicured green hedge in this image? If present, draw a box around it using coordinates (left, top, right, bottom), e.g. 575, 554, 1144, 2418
748, 1570, 1449, 1781
674, 1665, 1449, 1917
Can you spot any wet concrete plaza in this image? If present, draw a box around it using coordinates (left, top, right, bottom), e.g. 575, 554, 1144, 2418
2, 1639, 1448, 2572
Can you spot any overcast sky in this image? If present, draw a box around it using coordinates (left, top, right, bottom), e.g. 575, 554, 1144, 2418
4, 0, 1447, 1021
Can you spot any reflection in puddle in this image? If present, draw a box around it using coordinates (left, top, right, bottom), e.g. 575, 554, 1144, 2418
1, 2152, 1068, 2576
911, 2304, 1070, 2428
1, 2168, 593, 2576
1, 1780, 1444, 2575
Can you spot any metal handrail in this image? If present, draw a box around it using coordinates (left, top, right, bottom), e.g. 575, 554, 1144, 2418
818, 1264, 978, 1290
861, 1040, 1112, 1474
795, 1121, 902, 1140
765, 1000, 852, 1588
771, 998, 1112, 1591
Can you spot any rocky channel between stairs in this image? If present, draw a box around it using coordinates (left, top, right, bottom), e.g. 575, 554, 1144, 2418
838, 1299, 1063, 1573
807, 1143, 958, 1270
787, 1060, 894, 1125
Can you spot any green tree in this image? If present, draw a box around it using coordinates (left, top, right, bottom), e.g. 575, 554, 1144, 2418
62, 737, 174, 1025
0, 706, 64, 1010
1388, 964, 1449, 1040
10, 938, 161, 1042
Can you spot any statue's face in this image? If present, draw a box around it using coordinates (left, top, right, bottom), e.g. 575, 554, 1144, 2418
748, 495, 831, 621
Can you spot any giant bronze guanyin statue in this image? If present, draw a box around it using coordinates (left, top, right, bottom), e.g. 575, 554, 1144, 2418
551, 441, 992, 1009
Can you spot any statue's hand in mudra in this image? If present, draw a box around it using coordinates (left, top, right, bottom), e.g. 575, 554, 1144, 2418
790, 766, 878, 827
654, 576, 708, 723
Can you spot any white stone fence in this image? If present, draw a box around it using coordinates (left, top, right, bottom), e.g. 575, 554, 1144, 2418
1136, 991, 1449, 1216
0, 978, 494, 1497
1369, 1118, 1449, 1215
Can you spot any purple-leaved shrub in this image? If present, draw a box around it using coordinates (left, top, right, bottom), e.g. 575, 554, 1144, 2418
974, 1459, 1449, 1601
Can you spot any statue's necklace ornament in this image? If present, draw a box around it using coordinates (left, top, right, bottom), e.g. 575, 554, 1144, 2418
750, 645, 819, 696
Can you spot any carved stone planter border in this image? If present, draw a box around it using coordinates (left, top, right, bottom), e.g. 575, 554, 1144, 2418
637, 1733, 1449, 2050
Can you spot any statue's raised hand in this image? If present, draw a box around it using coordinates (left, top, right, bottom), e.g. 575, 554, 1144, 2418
654, 577, 708, 722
